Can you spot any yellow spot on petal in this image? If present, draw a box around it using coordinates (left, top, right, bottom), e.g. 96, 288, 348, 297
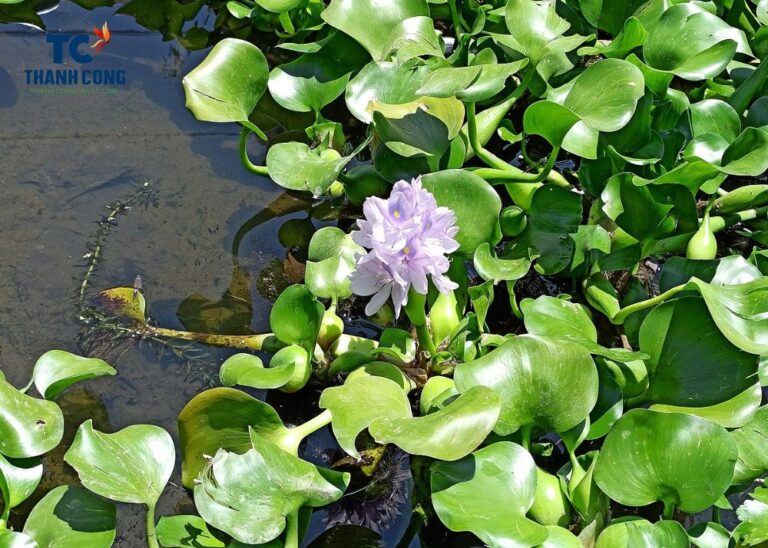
403, 247, 410, 255
394, 210, 401, 218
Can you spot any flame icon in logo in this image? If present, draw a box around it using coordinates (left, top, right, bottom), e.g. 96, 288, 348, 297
91, 22, 111, 52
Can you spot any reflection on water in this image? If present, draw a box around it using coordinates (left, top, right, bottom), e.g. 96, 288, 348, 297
0, 1, 414, 546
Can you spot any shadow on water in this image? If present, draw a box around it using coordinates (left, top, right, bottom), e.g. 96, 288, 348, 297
0, 1, 417, 546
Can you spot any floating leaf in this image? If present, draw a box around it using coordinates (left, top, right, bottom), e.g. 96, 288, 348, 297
455, 336, 598, 435
269, 284, 324, 352
0, 372, 63, 459
0, 454, 42, 516
416, 60, 529, 103
319, 376, 411, 459
155, 515, 225, 548
31, 351, 115, 401
64, 420, 174, 507
595, 519, 690, 548
734, 487, 768, 546
22, 486, 116, 548
268, 53, 351, 113
304, 227, 362, 301
730, 406, 768, 486
94, 287, 146, 323
421, 170, 502, 256
431, 442, 547, 547
321, 0, 429, 60
345, 61, 428, 124
266, 143, 348, 196
473, 243, 531, 283
183, 39, 268, 126
178, 388, 292, 488
194, 437, 347, 545
639, 296, 759, 411
369, 387, 500, 461
594, 409, 737, 513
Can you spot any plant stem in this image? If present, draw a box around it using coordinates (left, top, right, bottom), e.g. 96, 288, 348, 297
661, 499, 676, 520
285, 510, 300, 548
415, 323, 438, 356
611, 284, 688, 324
467, 101, 515, 171
144, 326, 283, 352
520, 424, 533, 450
239, 127, 270, 176
146, 503, 159, 548
278, 409, 333, 456
446, 0, 466, 37
507, 281, 523, 320
728, 58, 768, 115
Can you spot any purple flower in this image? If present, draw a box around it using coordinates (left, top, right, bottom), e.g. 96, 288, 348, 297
350, 177, 460, 317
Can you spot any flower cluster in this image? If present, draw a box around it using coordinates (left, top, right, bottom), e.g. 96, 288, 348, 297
350, 177, 460, 317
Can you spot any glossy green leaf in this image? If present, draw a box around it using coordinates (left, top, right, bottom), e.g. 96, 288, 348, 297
473, 242, 531, 283
416, 60, 528, 103
319, 375, 411, 459
421, 170, 502, 256
268, 53, 350, 113
419, 376, 458, 414
64, 420, 174, 507
345, 61, 428, 124
304, 227, 362, 301
719, 127, 768, 176
431, 442, 547, 547
0, 372, 63, 459
540, 525, 581, 547
194, 437, 348, 545
639, 296, 759, 409
31, 351, 115, 400
595, 519, 689, 548
178, 388, 292, 488
651, 382, 761, 429
734, 487, 768, 546
22, 485, 116, 548
155, 515, 225, 547
455, 335, 598, 435
689, 99, 741, 142
523, 100, 581, 148
688, 521, 731, 548
269, 284, 324, 351
382, 16, 444, 62
322, 0, 429, 60
266, 143, 348, 196
0, 531, 37, 548
220, 352, 294, 390
730, 406, 768, 486
0, 454, 42, 515
369, 386, 500, 461
643, 4, 748, 80
183, 39, 269, 125
504, 185, 582, 274
594, 409, 737, 513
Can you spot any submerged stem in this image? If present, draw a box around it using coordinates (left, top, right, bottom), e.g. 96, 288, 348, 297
144, 326, 283, 353
661, 499, 676, 521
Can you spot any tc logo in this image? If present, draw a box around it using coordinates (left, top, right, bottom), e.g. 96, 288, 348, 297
46, 22, 111, 64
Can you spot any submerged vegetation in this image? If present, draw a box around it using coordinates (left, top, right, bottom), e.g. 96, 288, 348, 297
4, 0, 768, 546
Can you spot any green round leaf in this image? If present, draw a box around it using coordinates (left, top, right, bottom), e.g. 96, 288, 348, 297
595, 519, 689, 548
268, 53, 350, 113
594, 409, 737, 513
523, 100, 581, 148
455, 335, 598, 435
382, 16, 444, 63
219, 352, 296, 390
319, 375, 411, 459
345, 60, 428, 123
269, 284, 324, 351
64, 420, 174, 507
730, 406, 768, 486
0, 372, 63, 459
155, 515, 225, 548
369, 386, 500, 461
0, 454, 42, 514
431, 442, 547, 547
639, 296, 759, 408
421, 170, 502, 256
266, 143, 348, 196
304, 227, 362, 301
31, 351, 115, 401
178, 388, 291, 488
321, 0, 429, 60
416, 60, 529, 103
183, 38, 269, 125
22, 485, 116, 548
0, 531, 37, 548
642, 4, 747, 80
473, 243, 531, 283
194, 438, 348, 545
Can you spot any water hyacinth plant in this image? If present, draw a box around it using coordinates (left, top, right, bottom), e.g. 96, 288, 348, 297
5, 0, 768, 546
